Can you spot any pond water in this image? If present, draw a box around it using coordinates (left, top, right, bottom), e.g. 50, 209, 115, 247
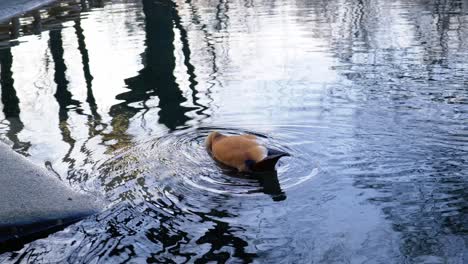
0, 0, 467, 263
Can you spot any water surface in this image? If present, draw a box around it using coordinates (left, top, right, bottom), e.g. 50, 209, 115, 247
0, 0, 467, 263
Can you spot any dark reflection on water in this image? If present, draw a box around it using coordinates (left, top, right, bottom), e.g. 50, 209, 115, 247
256, 171, 286, 202
0, 0, 468, 263
0, 48, 30, 154
118, 0, 193, 132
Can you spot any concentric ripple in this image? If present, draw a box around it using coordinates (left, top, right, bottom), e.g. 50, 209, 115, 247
96, 126, 319, 207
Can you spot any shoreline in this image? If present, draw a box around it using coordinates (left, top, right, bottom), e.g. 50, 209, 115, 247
0, 141, 102, 250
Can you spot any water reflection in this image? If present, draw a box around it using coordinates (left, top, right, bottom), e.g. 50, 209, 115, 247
50, 30, 81, 121
0, 48, 30, 154
172, 1, 209, 120
116, 0, 193, 132
194, 209, 257, 263
256, 171, 286, 202
0, 0, 467, 263
50, 28, 84, 172
178, 0, 221, 122
311, 0, 468, 261
74, 20, 101, 125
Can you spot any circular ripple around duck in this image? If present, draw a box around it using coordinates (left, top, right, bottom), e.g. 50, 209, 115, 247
97, 126, 319, 206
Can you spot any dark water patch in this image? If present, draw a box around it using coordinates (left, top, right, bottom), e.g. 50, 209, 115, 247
0, 215, 88, 254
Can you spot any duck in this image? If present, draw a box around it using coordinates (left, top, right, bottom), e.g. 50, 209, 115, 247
205, 131, 289, 172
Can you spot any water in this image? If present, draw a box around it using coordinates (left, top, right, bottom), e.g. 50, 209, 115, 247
0, 0, 467, 262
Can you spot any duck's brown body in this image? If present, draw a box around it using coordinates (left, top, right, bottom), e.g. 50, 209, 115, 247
205, 131, 288, 172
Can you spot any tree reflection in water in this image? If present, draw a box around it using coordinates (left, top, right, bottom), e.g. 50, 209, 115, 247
0, 48, 30, 154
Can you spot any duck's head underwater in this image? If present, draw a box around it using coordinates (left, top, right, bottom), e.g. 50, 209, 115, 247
205, 131, 290, 172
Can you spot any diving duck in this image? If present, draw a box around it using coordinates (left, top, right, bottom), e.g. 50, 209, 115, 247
205, 131, 289, 172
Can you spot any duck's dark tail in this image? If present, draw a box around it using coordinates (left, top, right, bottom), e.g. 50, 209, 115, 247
251, 149, 290, 172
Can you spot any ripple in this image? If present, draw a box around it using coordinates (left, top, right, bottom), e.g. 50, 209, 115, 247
96, 126, 319, 207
